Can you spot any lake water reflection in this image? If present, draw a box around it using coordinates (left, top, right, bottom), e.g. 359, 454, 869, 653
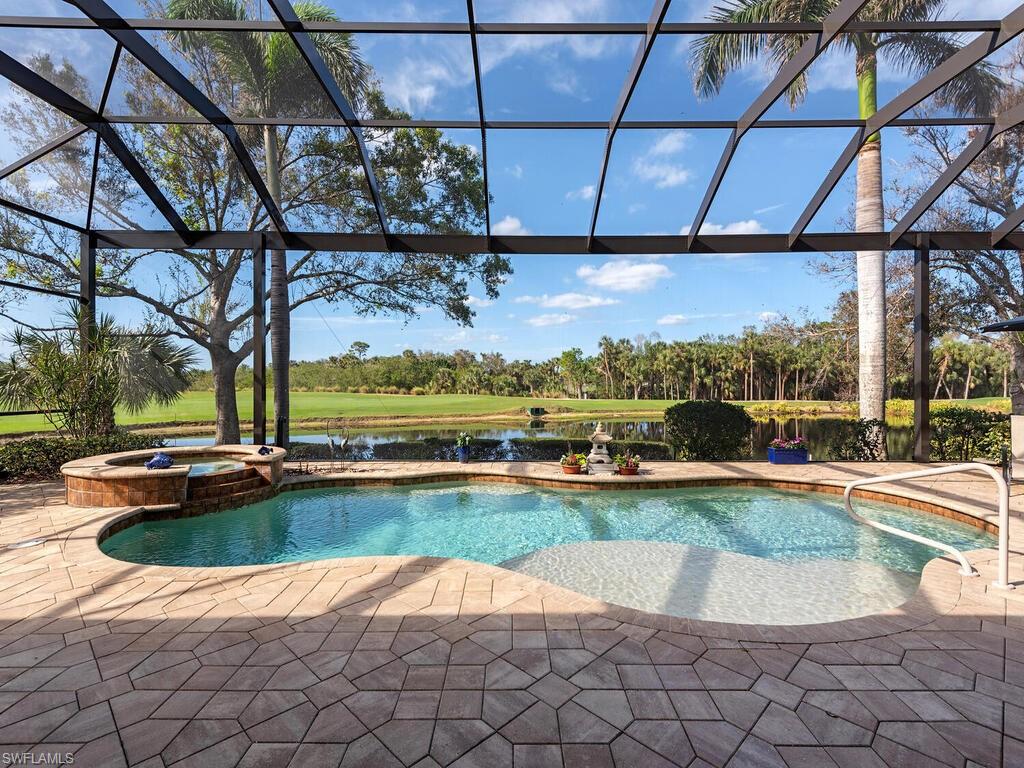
165, 416, 914, 460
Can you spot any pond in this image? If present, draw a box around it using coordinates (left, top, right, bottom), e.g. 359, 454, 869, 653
161, 416, 914, 460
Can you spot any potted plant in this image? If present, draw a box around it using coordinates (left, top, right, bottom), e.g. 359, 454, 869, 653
767, 436, 809, 465
614, 451, 641, 475
455, 432, 472, 463
560, 451, 587, 474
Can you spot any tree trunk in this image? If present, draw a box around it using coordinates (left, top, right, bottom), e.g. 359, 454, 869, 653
212, 353, 242, 444
264, 125, 290, 447
963, 364, 973, 399
855, 51, 887, 428
934, 354, 948, 399
1010, 336, 1024, 414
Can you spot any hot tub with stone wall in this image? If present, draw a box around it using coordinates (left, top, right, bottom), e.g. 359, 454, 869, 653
61, 444, 286, 512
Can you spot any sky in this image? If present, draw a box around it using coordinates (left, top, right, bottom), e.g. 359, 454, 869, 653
0, 0, 1019, 364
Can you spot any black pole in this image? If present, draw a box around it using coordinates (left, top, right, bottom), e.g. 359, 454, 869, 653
79, 232, 96, 353
253, 235, 267, 446
913, 234, 930, 462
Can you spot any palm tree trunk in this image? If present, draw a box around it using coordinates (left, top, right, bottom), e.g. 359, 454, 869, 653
264, 125, 290, 448
855, 51, 887, 429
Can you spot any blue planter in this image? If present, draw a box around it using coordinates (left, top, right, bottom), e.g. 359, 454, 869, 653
456, 446, 470, 463
768, 447, 809, 465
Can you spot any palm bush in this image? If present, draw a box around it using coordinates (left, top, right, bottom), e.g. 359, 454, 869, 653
0, 305, 197, 439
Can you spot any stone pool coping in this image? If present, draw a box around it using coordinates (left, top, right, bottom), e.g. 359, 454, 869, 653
61, 443, 286, 481
75, 460, 1023, 644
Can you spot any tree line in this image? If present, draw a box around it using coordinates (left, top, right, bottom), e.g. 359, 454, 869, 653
191, 324, 1010, 402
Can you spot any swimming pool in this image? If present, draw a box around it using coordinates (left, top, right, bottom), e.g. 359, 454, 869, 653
100, 483, 994, 624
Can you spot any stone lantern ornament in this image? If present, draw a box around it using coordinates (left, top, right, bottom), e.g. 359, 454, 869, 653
586, 422, 616, 474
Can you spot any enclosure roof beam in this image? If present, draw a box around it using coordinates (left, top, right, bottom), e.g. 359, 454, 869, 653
92, 229, 1022, 254
790, 4, 1024, 246
686, 0, 871, 250
0, 50, 191, 238
0, 126, 89, 181
0, 196, 86, 233
266, 0, 389, 240
466, 0, 491, 244
990, 204, 1024, 247
66, 0, 289, 236
890, 97, 1024, 245
101, 115, 1000, 130
587, 0, 671, 248
0, 278, 86, 302
0, 16, 1009, 34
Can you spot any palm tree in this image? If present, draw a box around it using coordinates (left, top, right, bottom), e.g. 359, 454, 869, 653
692, 1, 1002, 423
166, 0, 370, 447
0, 305, 196, 439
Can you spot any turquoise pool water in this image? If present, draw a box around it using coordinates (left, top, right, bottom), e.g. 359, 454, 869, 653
100, 483, 992, 573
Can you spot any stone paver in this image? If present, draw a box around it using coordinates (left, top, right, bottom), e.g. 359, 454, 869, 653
0, 462, 1020, 766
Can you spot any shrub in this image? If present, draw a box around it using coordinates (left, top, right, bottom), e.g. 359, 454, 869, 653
371, 438, 505, 461
506, 438, 673, 461
286, 441, 373, 462
930, 407, 1009, 462
0, 431, 164, 482
818, 419, 887, 461
664, 401, 753, 460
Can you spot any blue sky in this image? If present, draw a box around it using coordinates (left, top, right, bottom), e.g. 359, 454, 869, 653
0, 0, 1018, 364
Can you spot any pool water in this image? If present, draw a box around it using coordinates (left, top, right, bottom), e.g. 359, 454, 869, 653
187, 459, 245, 476
100, 484, 993, 624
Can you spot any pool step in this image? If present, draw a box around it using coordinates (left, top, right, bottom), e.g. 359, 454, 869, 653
187, 475, 267, 502
189, 466, 258, 489
181, 485, 275, 515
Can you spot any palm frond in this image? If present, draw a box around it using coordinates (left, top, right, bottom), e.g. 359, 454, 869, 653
860, 0, 946, 23
879, 32, 1005, 116
690, 0, 833, 102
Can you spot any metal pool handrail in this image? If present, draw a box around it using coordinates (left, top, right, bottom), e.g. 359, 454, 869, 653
843, 462, 1014, 590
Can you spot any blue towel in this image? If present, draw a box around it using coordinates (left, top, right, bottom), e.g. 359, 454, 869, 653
144, 452, 174, 470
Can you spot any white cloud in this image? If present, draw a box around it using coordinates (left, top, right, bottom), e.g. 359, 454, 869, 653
754, 203, 785, 215
626, 131, 693, 189
566, 184, 596, 201
516, 292, 619, 310
577, 261, 673, 292
548, 69, 588, 99
679, 219, 768, 236
507, 164, 524, 179
466, 295, 493, 308
493, 215, 529, 235
759, 311, 780, 323
442, 329, 507, 344
526, 313, 577, 327
632, 159, 692, 189
627, 203, 646, 215
657, 314, 689, 326
649, 131, 690, 156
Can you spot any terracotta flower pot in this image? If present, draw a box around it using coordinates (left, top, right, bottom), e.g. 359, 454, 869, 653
617, 466, 639, 476
561, 465, 582, 474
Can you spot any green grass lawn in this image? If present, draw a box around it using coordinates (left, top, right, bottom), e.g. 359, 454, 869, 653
0, 391, 1010, 435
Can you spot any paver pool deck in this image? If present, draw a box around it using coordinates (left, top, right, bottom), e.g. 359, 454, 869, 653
0, 460, 1022, 767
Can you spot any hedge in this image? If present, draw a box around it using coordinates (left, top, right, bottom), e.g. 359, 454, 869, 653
0, 431, 164, 482
930, 407, 1009, 462
665, 401, 753, 460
